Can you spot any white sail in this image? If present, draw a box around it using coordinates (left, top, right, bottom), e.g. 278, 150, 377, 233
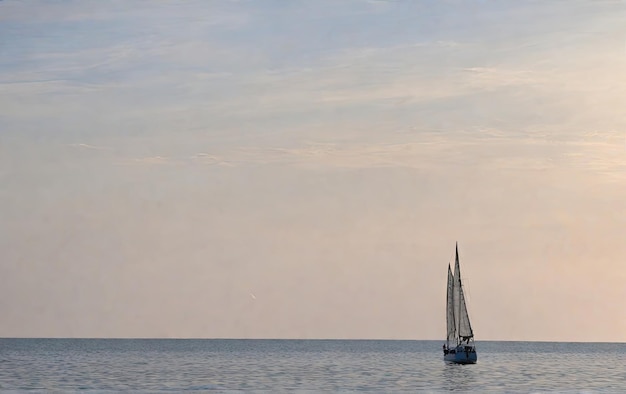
453, 244, 473, 342
446, 264, 456, 347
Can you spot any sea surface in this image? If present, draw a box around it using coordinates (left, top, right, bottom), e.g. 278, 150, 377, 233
0, 339, 625, 392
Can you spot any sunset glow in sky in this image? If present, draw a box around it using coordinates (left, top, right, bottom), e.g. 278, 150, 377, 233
1, 0, 625, 341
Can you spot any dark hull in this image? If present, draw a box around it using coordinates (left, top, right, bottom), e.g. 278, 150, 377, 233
443, 347, 477, 364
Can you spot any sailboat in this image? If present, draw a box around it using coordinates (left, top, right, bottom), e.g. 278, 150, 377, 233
443, 243, 477, 364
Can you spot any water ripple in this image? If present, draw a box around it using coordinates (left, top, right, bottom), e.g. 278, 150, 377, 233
0, 339, 624, 392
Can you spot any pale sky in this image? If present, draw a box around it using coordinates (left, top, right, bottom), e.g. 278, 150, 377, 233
1, 0, 625, 342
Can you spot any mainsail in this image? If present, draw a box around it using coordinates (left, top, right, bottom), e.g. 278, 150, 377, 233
446, 264, 456, 347
453, 244, 473, 343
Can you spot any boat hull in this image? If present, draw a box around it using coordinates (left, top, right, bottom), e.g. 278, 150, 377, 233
443, 347, 477, 364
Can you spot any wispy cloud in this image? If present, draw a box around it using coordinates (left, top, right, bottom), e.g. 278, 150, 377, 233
118, 156, 172, 166
115, 153, 236, 167
189, 153, 233, 166
68, 143, 109, 150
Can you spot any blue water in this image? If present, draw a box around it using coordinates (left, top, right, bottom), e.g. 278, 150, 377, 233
0, 339, 625, 392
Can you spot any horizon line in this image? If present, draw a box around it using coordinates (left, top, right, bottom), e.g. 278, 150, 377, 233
1, 337, 624, 344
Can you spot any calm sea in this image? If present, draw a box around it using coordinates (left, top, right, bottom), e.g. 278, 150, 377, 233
0, 339, 624, 392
